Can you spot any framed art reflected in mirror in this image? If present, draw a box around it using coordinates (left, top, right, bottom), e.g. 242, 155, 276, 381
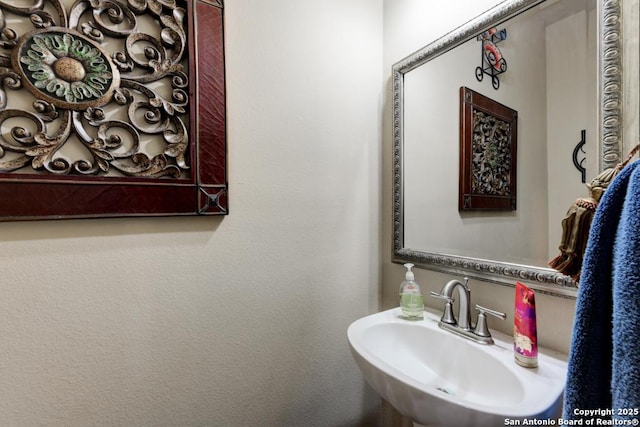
0, 0, 227, 221
459, 87, 517, 211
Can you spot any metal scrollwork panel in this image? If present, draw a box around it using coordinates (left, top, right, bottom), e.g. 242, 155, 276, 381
0, 0, 227, 220
459, 86, 517, 211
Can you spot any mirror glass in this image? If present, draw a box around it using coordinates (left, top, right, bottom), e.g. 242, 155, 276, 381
393, 0, 625, 297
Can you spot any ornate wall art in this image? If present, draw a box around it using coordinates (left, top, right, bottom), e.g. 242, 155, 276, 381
459, 86, 517, 211
0, 0, 226, 220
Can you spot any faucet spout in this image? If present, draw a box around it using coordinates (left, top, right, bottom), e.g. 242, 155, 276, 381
430, 277, 506, 345
440, 278, 471, 330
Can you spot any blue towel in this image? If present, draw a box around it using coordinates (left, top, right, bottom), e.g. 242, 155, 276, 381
563, 159, 640, 420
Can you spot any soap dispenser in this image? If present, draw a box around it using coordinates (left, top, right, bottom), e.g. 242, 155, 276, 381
399, 263, 424, 320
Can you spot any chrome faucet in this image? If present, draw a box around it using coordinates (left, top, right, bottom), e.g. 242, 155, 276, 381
431, 278, 472, 329
430, 277, 506, 345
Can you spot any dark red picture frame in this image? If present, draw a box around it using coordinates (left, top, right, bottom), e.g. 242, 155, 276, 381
459, 86, 517, 211
0, 0, 227, 221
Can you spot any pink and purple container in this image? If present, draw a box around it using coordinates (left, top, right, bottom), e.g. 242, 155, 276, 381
514, 282, 538, 368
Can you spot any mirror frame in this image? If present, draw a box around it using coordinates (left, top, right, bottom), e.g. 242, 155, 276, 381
392, 0, 624, 298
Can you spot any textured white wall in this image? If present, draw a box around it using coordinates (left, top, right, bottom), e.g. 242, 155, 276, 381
382, 0, 576, 357
0, 1, 383, 425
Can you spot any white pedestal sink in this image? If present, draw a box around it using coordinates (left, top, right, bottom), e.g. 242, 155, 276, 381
347, 308, 567, 427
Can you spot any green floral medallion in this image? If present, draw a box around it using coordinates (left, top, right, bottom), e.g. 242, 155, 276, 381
13, 28, 119, 110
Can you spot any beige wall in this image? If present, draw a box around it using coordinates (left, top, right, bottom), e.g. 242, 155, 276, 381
0, 1, 383, 425
402, 9, 550, 267
5, 0, 618, 424
382, 0, 576, 356
546, 7, 599, 259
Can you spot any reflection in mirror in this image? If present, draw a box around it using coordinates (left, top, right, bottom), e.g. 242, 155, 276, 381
393, 0, 624, 297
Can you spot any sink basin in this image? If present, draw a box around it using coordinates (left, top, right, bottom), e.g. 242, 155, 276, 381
347, 308, 567, 427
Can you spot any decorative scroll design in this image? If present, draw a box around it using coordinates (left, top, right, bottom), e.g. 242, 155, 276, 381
471, 110, 512, 196
459, 87, 517, 211
0, 0, 190, 178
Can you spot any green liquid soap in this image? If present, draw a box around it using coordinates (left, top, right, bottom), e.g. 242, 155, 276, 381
399, 263, 424, 320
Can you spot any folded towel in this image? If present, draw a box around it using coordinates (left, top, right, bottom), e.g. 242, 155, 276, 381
563, 159, 640, 420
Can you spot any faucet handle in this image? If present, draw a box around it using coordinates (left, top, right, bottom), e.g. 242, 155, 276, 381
429, 291, 454, 303
475, 304, 506, 319
429, 292, 456, 325
473, 304, 506, 338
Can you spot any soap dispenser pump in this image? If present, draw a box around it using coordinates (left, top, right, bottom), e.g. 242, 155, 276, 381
399, 263, 424, 320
